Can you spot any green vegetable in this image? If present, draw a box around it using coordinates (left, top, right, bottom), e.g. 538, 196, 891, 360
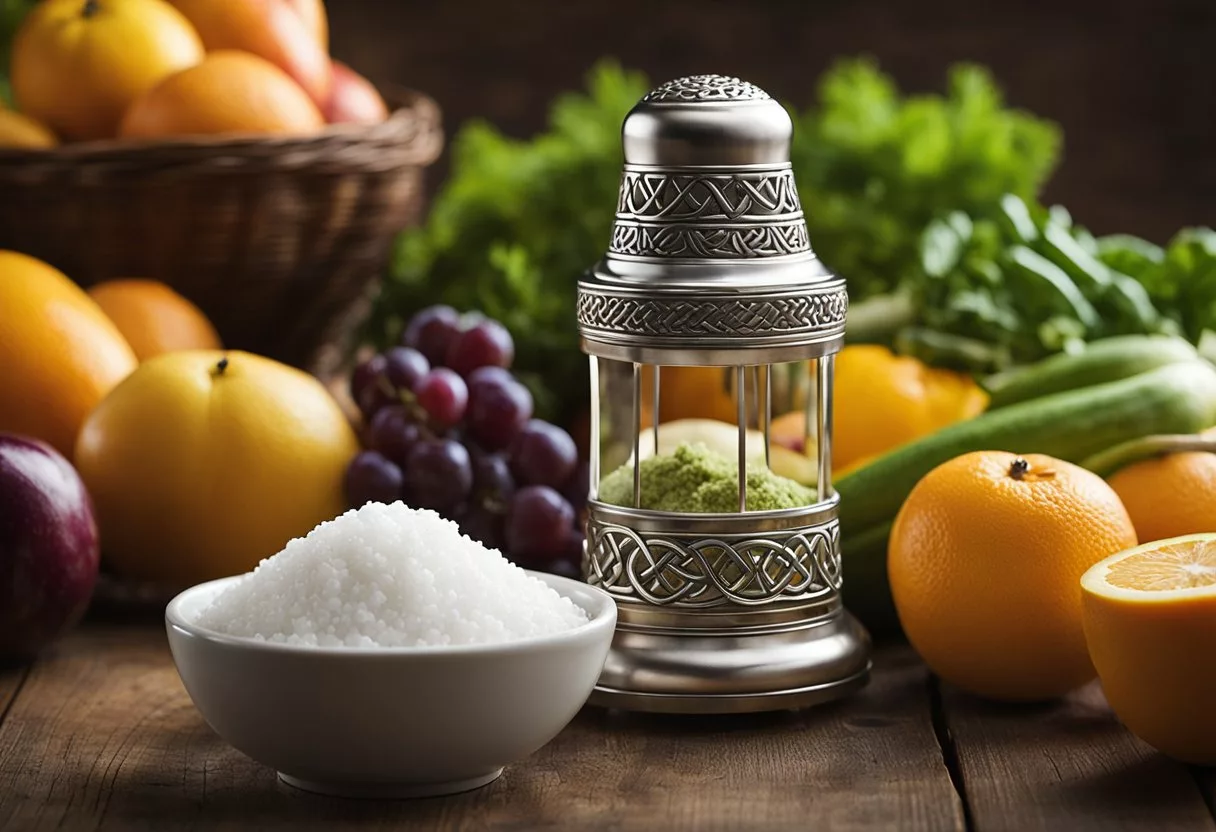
837, 360, 1216, 633
367, 62, 648, 423
597, 442, 814, 513
983, 334, 1198, 409
369, 59, 1061, 421
0, 0, 35, 107
1080, 434, 1216, 480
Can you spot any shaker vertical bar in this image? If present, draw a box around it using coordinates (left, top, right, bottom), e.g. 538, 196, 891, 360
588, 356, 601, 500
632, 362, 642, 508
652, 366, 661, 456
762, 364, 772, 470
818, 354, 834, 499
737, 365, 747, 512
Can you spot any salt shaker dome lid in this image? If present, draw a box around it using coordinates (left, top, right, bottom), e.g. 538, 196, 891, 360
622, 75, 793, 167
578, 74, 848, 365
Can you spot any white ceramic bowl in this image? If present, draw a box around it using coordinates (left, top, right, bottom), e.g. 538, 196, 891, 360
165, 571, 616, 798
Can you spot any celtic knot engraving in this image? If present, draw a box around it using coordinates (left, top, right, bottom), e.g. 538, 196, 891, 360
585, 516, 841, 607
642, 75, 771, 103
576, 288, 848, 339
617, 170, 801, 222
610, 220, 809, 258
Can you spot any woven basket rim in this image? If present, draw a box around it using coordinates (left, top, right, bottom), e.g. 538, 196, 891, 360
0, 85, 441, 162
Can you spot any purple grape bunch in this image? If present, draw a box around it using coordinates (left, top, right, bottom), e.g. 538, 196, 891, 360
343, 306, 587, 578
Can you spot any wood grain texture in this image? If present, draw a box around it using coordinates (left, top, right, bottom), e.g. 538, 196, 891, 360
940, 679, 1216, 832
0, 662, 28, 729
0, 627, 961, 832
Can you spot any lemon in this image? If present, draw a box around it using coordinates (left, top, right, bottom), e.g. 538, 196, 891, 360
75, 350, 359, 586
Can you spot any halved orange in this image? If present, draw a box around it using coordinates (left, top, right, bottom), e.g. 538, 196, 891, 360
1081, 534, 1216, 764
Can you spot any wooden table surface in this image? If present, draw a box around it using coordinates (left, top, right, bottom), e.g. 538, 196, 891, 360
0, 618, 1213, 832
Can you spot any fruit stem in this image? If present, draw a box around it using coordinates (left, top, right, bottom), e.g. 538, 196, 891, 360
81, 0, 101, 18
1009, 458, 1030, 480
213, 357, 230, 377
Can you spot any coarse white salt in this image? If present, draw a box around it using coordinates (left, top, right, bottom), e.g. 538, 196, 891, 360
194, 502, 589, 648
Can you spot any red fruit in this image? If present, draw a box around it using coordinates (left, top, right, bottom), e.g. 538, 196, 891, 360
324, 60, 388, 125
0, 434, 99, 660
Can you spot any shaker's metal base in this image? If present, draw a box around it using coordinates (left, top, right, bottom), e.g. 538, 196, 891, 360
589, 665, 870, 714
587, 607, 872, 715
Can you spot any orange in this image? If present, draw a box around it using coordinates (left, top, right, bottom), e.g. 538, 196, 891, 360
284, 0, 327, 49
0, 251, 138, 459
832, 345, 987, 473
889, 450, 1137, 702
120, 51, 324, 139
166, 0, 331, 106
1108, 451, 1216, 542
657, 367, 738, 425
0, 110, 58, 148
75, 350, 359, 586
87, 279, 222, 361
1082, 534, 1216, 764
12, 0, 203, 141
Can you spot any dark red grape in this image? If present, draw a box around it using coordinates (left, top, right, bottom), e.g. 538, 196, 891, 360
402, 305, 462, 367
344, 451, 404, 508
365, 406, 423, 468
466, 365, 513, 388
563, 527, 586, 561
350, 353, 386, 404
456, 505, 505, 552
561, 460, 590, 513
382, 346, 430, 393
505, 485, 574, 563
403, 439, 473, 511
509, 420, 578, 488
467, 374, 533, 451
472, 453, 515, 509
415, 368, 468, 428
352, 354, 397, 418
445, 319, 515, 377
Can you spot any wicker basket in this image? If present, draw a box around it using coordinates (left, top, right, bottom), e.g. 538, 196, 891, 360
0, 89, 443, 375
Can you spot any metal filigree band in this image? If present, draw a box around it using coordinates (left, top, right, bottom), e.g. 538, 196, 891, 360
609, 220, 810, 259
642, 75, 771, 103
584, 512, 841, 608
577, 286, 848, 342
616, 169, 802, 222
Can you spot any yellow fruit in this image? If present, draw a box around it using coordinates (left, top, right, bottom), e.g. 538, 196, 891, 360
0, 109, 58, 148
1082, 534, 1216, 764
12, 0, 204, 141
0, 251, 137, 458
1108, 451, 1216, 542
87, 279, 221, 361
120, 51, 323, 139
832, 345, 987, 472
74, 350, 359, 586
889, 450, 1137, 702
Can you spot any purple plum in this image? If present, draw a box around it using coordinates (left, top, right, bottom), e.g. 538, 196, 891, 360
0, 434, 100, 660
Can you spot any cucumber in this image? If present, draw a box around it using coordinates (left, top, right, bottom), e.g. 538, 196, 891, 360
839, 360, 1216, 636
983, 335, 1198, 409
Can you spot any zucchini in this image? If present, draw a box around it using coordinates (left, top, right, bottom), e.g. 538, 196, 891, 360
837, 360, 1216, 634
983, 335, 1198, 409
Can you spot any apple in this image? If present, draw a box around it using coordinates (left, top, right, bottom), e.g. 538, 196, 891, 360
0, 434, 99, 660
324, 60, 388, 125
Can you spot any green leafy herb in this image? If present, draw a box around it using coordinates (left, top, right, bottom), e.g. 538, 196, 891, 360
0, 0, 35, 107
369, 58, 1062, 420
